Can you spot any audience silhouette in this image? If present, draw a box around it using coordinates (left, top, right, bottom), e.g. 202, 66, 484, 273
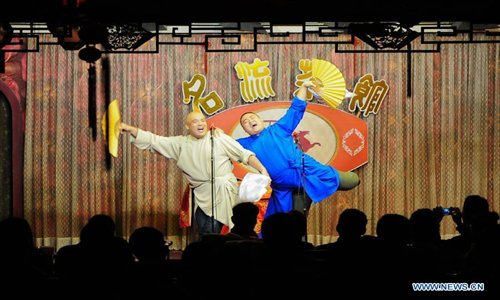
225, 202, 260, 240
2, 193, 497, 299
54, 214, 134, 299
128, 226, 182, 297
0, 217, 55, 297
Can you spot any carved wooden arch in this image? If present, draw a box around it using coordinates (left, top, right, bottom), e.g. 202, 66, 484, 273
0, 80, 24, 217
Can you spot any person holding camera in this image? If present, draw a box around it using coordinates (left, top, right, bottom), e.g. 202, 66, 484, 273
435, 195, 489, 239
437, 195, 491, 276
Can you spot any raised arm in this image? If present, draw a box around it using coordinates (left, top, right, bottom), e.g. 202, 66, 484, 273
120, 122, 138, 138
296, 80, 316, 101
120, 122, 183, 160
273, 81, 317, 135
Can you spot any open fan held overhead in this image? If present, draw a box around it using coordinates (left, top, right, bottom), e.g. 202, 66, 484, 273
310, 59, 346, 109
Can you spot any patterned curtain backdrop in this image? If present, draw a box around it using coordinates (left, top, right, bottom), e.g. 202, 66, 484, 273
24, 33, 499, 250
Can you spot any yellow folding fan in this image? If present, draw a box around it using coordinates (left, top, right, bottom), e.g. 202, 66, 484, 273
101, 99, 121, 157
311, 59, 346, 109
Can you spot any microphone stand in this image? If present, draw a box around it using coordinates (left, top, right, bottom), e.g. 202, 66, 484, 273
294, 135, 308, 242
210, 127, 215, 233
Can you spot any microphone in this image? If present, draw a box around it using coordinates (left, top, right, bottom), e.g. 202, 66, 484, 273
293, 132, 302, 150
209, 123, 216, 137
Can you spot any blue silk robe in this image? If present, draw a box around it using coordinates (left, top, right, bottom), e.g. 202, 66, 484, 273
237, 97, 340, 218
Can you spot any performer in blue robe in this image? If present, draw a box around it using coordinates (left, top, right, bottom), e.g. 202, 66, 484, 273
237, 81, 360, 218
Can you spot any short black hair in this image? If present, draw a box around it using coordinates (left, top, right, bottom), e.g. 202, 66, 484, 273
239, 111, 259, 125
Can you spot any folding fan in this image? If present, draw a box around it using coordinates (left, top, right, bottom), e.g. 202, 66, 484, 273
101, 99, 121, 157
311, 59, 346, 109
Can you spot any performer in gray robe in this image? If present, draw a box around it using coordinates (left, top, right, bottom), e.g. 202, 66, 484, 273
121, 111, 269, 235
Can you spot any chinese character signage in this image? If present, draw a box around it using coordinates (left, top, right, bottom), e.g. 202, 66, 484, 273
234, 58, 276, 102
182, 74, 224, 115
348, 74, 389, 117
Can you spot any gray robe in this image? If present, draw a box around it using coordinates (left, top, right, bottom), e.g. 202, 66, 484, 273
132, 129, 254, 227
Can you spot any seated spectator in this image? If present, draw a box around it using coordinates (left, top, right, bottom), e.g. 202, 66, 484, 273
225, 202, 260, 240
